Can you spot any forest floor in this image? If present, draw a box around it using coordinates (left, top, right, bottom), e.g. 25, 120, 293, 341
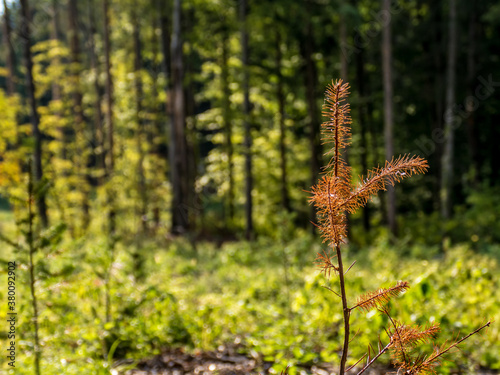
115, 346, 387, 375
116, 345, 500, 375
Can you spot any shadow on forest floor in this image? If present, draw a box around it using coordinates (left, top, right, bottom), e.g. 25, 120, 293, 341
113, 346, 399, 375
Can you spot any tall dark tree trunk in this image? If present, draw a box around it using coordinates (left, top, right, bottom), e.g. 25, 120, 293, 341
430, 2, 445, 211
355, 31, 371, 233
339, 9, 348, 83
51, 0, 67, 165
170, 0, 189, 234
68, 0, 90, 232
440, 0, 457, 220
87, 0, 105, 185
276, 30, 290, 212
103, 0, 116, 235
301, 19, 321, 229
132, 8, 148, 233
20, 0, 49, 228
221, 28, 235, 221
466, 1, 479, 186
240, 0, 253, 240
339, 6, 351, 239
150, 2, 166, 232
157, 0, 172, 158
88, 0, 105, 184
2, 0, 15, 96
381, 0, 397, 237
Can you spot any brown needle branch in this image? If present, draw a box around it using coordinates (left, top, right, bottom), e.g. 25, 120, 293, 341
356, 342, 392, 375
351, 281, 409, 312
415, 321, 491, 372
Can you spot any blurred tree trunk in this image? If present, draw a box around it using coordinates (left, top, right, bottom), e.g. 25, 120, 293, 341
440, 0, 457, 220
88, 0, 105, 185
301, 19, 321, 229
132, 8, 148, 233
68, 0, 90, 232
276, 30, 290, 212
155, 0, 172, 232
170, 0, 189, 234
381, 0, 397, 237
2, 0, 15, 96
240, 0, 253, 240
221, 28, 235, 221
20, 0, 49, 228
103, 0, 116, 234
355, 30, 371, 233
430, 2, 444, 211
339, 6, 352, 240
466, 0, 479, 186
51, 0, 68, 166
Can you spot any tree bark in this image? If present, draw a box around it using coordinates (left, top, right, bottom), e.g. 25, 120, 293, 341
355, 29, 371, 233
221, 28, 235, 221
20, 0, 49, 228
103, 0, 116, 234
2, 0, 15, 96
276, 30, 290, 212
466, 0, 479, 185
68, 0, 90, 232
132, 8, 148, 233
301, 19, 321, 229
170, 0, 189, 234
240, 0, 253, 240
381, 0, 397, 237
440, 0, 457, 220
88, 0, 105, 184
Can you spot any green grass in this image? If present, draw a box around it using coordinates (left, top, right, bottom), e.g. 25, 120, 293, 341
0, 230, 499, 374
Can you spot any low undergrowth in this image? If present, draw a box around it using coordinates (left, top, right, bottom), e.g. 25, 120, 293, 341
0, 232, 499, 374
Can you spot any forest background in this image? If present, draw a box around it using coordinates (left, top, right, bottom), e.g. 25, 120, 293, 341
0, 0, 499, 374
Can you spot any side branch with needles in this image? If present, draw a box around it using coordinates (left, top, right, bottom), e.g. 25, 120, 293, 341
308, 79, 491, 375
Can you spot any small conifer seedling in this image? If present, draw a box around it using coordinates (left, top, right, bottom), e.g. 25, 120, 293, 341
309, 79, 490, 375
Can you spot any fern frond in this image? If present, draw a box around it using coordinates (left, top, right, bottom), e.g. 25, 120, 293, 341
341, 155, 428, 214
352, 281, 409, 312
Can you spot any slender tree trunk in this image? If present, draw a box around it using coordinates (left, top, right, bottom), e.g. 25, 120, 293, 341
431, 2, 444, 210
50, 0, 68, 166
103, 0, 116, 234
466, 1, 479, 186
170, 0, 189, 234
276, 30, 290, 212
2, 0, 15, 96
339, 10, 348, 83
301, 20, 321, 229
339, 7, 351, 239
381, 0, 397, 237
440, 0, 457, 220
240, 0, 253, 240
150, 3, 166, 232
20, 0, 49, 228
27, 163, 41, 375
87, 0, 105, 185
157, 0, 172, 158
68, 0, 90, 232
132, 8, 148, 233
221, 29, 235, 221
355, 32, 371, 233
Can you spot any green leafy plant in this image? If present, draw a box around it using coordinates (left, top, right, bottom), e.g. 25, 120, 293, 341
309, 80, 491, 375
